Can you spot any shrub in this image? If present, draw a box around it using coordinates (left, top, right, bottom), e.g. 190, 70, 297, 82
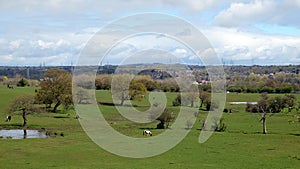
215, 117, 227, 132
246, 104, 260, 113
201, 117, 226, 132
17, 78, 29, 87
172, 94, 181, 106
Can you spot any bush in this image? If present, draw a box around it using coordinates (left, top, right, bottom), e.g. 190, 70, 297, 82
259, 86, 274, 93
17, 78, 29, 87
246, 104, 260, 113
201, 117, 226, 132
215, 117, 227, 132
172, 94, 181, 106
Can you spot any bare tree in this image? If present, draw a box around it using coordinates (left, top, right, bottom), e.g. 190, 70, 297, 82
7, 95, 37, 128
257, 93, 269, 134
111, 74, 147, 106
111, 74, 132, 106
247, 93, 296, 134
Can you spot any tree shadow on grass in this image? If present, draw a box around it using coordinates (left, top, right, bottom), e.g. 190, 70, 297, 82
289, 133, 300, 137
224, 130, 262, 134
227, 130, 300, 135
139, 127, 157, 130
98, 101, 139, 107
53, 115, 70, 119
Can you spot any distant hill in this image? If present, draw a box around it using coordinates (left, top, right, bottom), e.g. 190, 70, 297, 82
1, 64, 300, 80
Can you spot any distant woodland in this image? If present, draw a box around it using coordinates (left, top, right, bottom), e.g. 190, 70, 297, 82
1, 64, 300, 93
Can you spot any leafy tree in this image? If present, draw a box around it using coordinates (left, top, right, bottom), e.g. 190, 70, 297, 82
135, 78, 158, 91
198, 84, 211, 92
35, 69, 72, 112
283, 94, 296, 112
156, 109, 174, 129
95, 74, 112, 90
204, 97, 218, 111
129, 81, 147, 101
199, 91, 210, 108
7, 95, 37, 128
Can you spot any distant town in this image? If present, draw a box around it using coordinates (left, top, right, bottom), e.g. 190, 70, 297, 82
1, 64, 300, 80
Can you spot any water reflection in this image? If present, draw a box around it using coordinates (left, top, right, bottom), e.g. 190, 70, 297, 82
23, 129, 27, 139
0, 129, 48, 139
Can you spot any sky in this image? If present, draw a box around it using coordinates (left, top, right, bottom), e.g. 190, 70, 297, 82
1, 0, 300, 66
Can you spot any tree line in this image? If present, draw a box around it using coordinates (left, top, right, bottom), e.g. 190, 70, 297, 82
227, 72, 300, 93
7, 68, 299, 133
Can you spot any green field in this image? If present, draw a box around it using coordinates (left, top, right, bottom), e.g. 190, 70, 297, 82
0, 86, 299, 168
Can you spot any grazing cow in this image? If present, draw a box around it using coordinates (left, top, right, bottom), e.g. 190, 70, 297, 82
143, 130, 152, 136
5, 115, 11, 122
7, 84, 14, 89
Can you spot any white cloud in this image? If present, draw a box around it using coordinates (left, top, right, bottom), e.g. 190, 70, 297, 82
0, 35, 85, 66
0, 0, 225, 16
174, 48, 187, 55
161, 0, 227, 12
213, 0, 300, 29
9, 39, 23, 50
1, 1, 300, 66
202, 26, 300, 64
213, 0, 276, 27
3, 54, 13, 61
37, 40, 53, 49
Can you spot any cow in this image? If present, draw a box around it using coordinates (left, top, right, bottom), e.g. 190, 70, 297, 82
7, 84, 14, 89
5, 115, 11, 122
143, 130, 152, 136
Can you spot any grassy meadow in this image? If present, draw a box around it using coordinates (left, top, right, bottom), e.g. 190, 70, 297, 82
0, 85, 299, 168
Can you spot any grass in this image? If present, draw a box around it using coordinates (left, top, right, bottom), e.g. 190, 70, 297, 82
0, 85, 299, 168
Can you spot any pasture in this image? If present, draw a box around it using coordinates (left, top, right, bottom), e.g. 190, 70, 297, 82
0, 86, 299, 168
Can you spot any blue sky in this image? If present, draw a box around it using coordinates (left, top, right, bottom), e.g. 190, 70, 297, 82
1, 0, 300, 66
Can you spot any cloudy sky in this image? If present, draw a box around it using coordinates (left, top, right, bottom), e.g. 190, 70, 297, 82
1, 0, 300, 66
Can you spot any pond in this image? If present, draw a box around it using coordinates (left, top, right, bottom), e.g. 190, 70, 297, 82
228, 102, 258, 105
0, 129, 49, 139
